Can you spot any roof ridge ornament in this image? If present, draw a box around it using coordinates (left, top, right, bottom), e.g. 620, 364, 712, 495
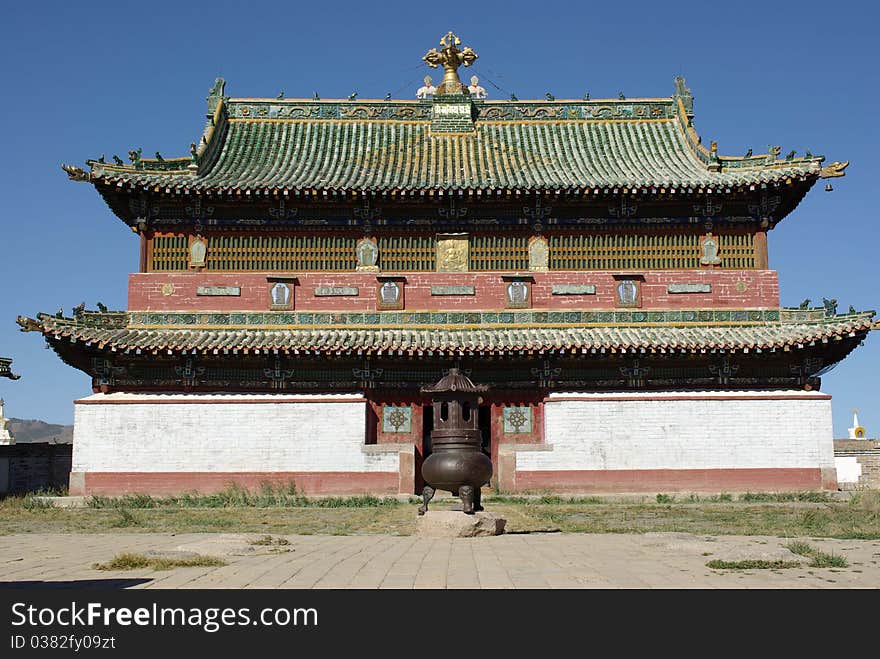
61, 163, 89, 182
673, 76, 694, 120
423, 31, 478, 95
207, 77, 226, 114
819, 160, 849, 178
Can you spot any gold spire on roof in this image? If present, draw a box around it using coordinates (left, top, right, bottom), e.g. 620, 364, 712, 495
423, 31, 478, 95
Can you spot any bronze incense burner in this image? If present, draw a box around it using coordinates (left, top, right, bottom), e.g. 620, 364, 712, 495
418, 369, 492, 515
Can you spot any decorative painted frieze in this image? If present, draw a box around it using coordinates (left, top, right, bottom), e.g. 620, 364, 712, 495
502, 406, 533, 434
268, 282, 292, 310
356, 238, 379, 272
125, 307, 787, 328
382, 405, 413, 433
528, 236, 549, 271
435, 235, 469, 272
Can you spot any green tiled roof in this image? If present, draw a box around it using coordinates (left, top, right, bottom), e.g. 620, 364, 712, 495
82, 93, 826, 195
24, 309, 875, 356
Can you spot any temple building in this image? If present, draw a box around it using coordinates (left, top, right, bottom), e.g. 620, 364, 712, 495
21, 33, 875, 496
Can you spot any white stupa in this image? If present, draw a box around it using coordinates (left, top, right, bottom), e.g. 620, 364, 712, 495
0, 399, 14, 445
848, 408, 866, 439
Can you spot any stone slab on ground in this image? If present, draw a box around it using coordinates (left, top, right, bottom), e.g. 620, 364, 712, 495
33, 496, 89, 508
416, 511, 506, 537
1, 533, 879, 589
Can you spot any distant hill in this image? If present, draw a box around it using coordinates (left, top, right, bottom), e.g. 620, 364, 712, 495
6, 418, 73, 444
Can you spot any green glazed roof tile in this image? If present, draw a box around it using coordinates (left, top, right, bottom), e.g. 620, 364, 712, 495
28, 310, 875, 356
85, 97, 823, 194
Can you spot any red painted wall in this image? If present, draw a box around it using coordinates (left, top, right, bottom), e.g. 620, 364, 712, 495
129, 270, 779, 311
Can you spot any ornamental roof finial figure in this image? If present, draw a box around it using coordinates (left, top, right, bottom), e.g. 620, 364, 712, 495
423, 31, 478, 95
468, 75, 487, 99
417, 76, 436, 99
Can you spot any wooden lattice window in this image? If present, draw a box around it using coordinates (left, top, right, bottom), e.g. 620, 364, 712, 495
548, 232, 756, 270
149, 234, 358, 272
716, 234, 756, 269
150, 235, 188, 271
149, 230, 757, 272
469, 235, 529, 271
377, 235, 435, 271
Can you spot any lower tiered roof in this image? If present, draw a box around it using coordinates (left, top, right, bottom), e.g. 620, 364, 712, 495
18, 308, 876, 358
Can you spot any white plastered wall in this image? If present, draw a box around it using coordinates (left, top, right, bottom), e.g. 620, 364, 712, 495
518, 391, 835, 472
72, 393, 398, 473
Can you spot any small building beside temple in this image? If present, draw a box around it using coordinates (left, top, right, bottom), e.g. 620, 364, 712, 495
21, 33, 875, 496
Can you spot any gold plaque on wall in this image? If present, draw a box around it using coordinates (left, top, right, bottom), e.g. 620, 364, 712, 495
436, 234, 469, 272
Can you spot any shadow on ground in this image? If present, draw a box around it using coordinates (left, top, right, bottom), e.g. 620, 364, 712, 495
0, 579, 152, 589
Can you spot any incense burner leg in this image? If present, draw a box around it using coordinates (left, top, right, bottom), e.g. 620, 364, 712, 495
460, 485, 475, 514
473, 485, 483, 512
418, 485, 435, 515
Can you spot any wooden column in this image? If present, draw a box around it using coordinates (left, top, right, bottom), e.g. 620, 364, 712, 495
754, 230, 769, 269
138, 232, 149, 273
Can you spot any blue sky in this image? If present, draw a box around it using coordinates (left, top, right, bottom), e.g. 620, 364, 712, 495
0, 0, 876, 437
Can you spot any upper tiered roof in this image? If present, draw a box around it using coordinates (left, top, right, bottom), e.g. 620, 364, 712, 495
60, 32, 849, 234
72, 85, 843, 197
64, 31, 847, 206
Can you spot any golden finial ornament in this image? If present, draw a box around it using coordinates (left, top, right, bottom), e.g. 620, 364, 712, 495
423, 31, 478, 95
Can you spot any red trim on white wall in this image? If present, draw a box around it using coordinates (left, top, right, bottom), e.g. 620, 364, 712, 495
73, 471, 400, 496
514, 467, 830, 493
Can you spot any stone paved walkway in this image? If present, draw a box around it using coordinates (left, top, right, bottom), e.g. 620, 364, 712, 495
1, 533, 878, 589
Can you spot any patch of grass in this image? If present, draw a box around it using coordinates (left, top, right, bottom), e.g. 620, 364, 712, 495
799, 509, 831, 531
784, 540, 814, 557
809, 551, 848, 568
87, 485, 407, 510
783, 541, 850, 568
88, 494, 156, 509
93, 552, 227, 571
0, 490, 67, 511
656, 494, 674, 504
109, 508, 139, 528
306, 495, 403, 508
706, 559, 801, 570
486, 495, 529, 504
21, 495, 53, 511
739, 491, 831, 503
486, 495, 605, 505
4, 490, 880, 538
249, 535, 290, 546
